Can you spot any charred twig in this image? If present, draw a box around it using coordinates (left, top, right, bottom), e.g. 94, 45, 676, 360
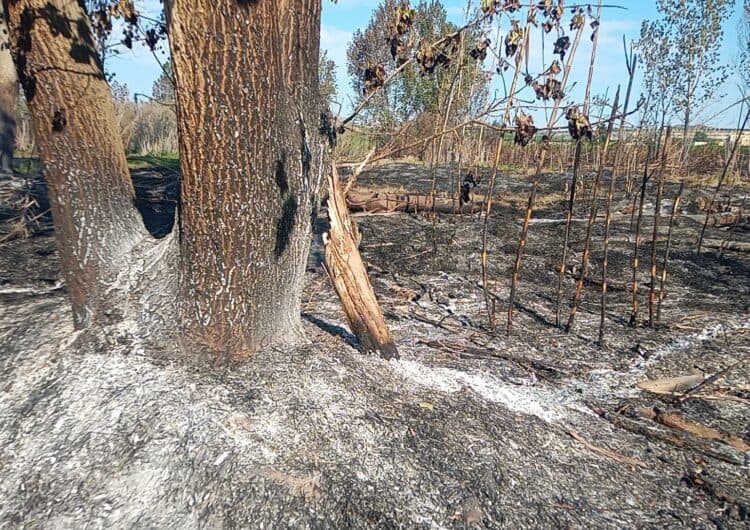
418, 339, 564, 379
629, 150, 652, 327
561, 425, 644, 468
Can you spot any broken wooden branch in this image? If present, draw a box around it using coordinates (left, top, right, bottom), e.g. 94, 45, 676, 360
638, 407, 750, 453
324, 164, 399, 360
591, 406, 747, 466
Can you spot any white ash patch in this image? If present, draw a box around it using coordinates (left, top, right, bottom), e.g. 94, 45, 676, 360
392, 359, 566, 422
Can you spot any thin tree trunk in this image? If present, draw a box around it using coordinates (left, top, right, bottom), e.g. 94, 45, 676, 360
554, 1, 601, 327
0, 8, 17, 172
555, 142, 582, 328
3, 0, 150, 328
599, 43, 636, 345
169, 0, 324, 355
481, 138, 503, 328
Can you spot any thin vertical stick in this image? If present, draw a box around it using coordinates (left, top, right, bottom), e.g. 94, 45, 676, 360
599, 40, 637, 345
479, 2, 530, 326
555, 142, 583, 327
507, 22, 585, 334
565, 88, 620, 333
648, 127, 671, 328
481, 138, 504, 328
656, 180, 684, 325
697, 104, 750, 253
629, 149, 651, 328
554, 1, 601, 327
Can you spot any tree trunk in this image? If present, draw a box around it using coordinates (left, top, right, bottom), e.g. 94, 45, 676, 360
3, 0, 155, 328
0, 6, 17, 172
168, 1, 324, 355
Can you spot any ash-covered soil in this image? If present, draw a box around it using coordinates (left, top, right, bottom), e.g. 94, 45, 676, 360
0, 163, 748, 529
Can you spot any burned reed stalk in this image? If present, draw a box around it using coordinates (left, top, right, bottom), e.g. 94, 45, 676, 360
656, 180, 684, 325
324, 164, 398, 359
554, 1, 602, 328
598, 42, 637, 345
478, 3, 533, 327
697, 103, 750, 253
507, 21, 585, 334
629, 148, 652, 327
481, 138, 504, 328
565, 88, 620, 334
429, 37, 464, 223
648, 127, 671, 328
555, 141, 584, 327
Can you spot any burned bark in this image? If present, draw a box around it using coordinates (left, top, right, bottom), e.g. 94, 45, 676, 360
168, 1, 324, 355
2, 0, 156, 328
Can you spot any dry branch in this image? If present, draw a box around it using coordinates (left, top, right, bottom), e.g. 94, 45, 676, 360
591, 407, 747, 466
638, 407, 750, 453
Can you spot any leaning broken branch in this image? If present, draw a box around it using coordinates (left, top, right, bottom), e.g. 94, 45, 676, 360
324, 164, 399, 360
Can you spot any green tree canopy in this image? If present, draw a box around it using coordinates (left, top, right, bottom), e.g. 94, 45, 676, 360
346, 0, 487, 127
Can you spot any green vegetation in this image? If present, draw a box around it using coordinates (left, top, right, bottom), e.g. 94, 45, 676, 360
127, 152, 180, 171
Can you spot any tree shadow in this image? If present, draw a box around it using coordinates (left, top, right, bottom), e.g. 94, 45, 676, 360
302, 312, 358, 349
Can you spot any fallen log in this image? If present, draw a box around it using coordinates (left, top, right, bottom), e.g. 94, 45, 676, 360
699, 239, 750, 253
346, 189, 483, 215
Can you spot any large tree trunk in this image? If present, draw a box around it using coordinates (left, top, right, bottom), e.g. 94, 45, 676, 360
168, 1, 324, 355
2, 0, 155, 328
0, 6, 17, 172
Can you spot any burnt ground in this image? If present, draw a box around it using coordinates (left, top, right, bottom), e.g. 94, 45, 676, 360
0, 162, 749, 529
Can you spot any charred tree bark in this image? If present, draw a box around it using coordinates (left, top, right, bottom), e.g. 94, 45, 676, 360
168, 1, 324, 355
0, 8, 17, 173
3, 0, 152, 328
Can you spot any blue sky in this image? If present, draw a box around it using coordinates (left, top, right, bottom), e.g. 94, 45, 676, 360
109, 1, 746, 128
